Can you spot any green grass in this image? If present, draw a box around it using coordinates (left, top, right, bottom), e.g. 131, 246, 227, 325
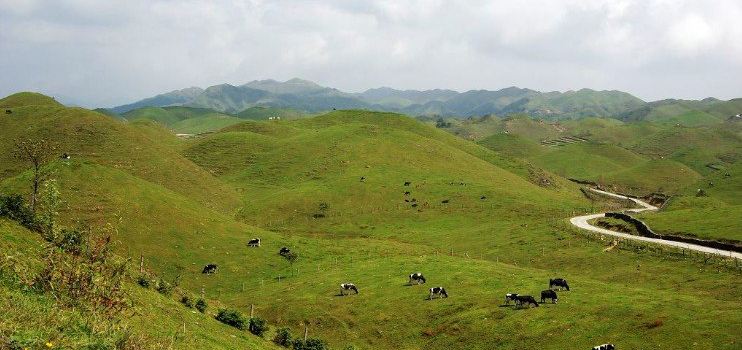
1, 94, 740, 349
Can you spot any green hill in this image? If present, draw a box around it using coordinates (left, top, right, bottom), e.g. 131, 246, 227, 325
236, 106, 305, 120
1, 94, 740, 349
123, 106, 243, 134
0, 92, 64, 108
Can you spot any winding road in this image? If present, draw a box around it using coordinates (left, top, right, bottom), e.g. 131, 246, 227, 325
569, 188, 742, 259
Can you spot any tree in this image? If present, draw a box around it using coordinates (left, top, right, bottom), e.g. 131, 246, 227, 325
37, 179, 61, 241
13, 138, 56, 212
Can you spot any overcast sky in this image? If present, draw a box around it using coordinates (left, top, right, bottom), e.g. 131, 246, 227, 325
1, 0, 741, 107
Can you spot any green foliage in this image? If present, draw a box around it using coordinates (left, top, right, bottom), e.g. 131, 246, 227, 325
273, 327, 293, 347
180, 295, 193, 308
36, 179, 61, 240
0, 194, 38, 231
155, 277, 174, 296
249, 317, 269, 337
292, 338, 329, 350
137, 275, 151, 288
215, 309, 248, 330
195, 298, 207, 313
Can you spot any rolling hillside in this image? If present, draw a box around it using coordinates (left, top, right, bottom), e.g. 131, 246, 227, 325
1, 93, 740, 349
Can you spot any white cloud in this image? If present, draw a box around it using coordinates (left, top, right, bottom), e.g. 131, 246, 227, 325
0, 0, 740, 106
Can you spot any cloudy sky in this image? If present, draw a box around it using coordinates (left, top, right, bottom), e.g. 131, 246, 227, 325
1, 0, 741, 107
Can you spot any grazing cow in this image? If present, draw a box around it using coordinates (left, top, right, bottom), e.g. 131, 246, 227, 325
409, 272, 426, 285
504, 293, 519, 305
339, 283, 359, 295
404, 181, 411, 186
549, 278, 570, 291
202, 264, 218, 274
411, 203, 418, 208
441, 199, 449, 204
592, 344, 615, 350
360, 176, 366, 182
541, 289, 558, 304
279, 247, 291, 256
428, 286, 448, 299
514, 295, 539, 308
5, 109, 11, 114
60, 153, 71, 160
248, 238, 261, 247
404, 191, 410, 196
404, 199, 410, 202
480, 196, 487, 200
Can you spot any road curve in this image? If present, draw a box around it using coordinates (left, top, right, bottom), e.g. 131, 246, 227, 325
570, 188, 742, 259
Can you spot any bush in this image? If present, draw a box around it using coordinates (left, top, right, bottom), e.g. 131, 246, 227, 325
0, 194, 38, 231
195, 298, 207, 313
180, 295, 193, 308
136, 276, 150, 288
155, 278, 173, 296
273, 327, 293, 347
249, 317, 269, 337
293, 338, 328, 350
215, 309, 247, 330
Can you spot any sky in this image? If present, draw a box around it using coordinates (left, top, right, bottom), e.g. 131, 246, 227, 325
1, 0, 741, 107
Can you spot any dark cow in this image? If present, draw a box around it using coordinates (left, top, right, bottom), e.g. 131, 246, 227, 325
5, 109, 11, 114
404, 181, 411, 186
549, 278, 570, 291
411, 198, 417, 202
541, 289, 558, 304
279, 247, 291, 256
504, 293, 519, 305
60, 153, 71, 160
408, 272, 426, 285
514, 295, 539, 308
404, 191, 411, 196
428, 286, 448, 299
360, 176, 366, 182
411, 203, 418, 207
480, 196, 487, 200
202, 264, 218, 274
339, 283, 359, 295
592, 344, 615, 350
248, 238, 261, 247
441, 199, 449, 204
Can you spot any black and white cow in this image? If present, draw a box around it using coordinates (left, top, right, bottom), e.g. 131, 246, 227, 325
428, 286, 448, 299
541, 289, 558, 304
549, 278, 570, 291
504, 293, 519, 305
514, 295, 539, 308
279, 247, 291, 256
409, 272, 426, 285
592, 344, 615, 350
339, 283, 359, 295
202, 264, 218, 274
60, 153, 71, 160
404, 181, 411, 186
247, 238, 261, 247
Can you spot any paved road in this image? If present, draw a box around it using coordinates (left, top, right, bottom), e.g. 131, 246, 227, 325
569, 188, 742, 259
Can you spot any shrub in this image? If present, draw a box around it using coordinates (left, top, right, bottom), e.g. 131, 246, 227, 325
180, 295, 193, 308
273, 327, 293, 347
216, 309, 248, 330
195, 298, 207, 313
136, 276, 150, 288
292, 338, 328, 350
56, 228, 85, 255
0, 194, 38, 231
249, 317, 269, 337
155, 278, 173, 296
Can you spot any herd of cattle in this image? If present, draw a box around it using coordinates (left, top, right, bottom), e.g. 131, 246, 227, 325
198, 206, 615, 349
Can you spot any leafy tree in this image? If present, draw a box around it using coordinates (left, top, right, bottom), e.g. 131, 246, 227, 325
216, 309, 248, 330
273, 327, 293, 347
195, 298, 208, 313
249, 317, 269, 337
293, 338, 328, 350
37, 179, 61, 241
13, 138, 56, 212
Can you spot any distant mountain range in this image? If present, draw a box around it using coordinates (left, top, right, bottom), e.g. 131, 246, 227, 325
108, 78, 739, 120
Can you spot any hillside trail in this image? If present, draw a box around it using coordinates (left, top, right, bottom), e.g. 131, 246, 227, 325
569, 188, 742, 259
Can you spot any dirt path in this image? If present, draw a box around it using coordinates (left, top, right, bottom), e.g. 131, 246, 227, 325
570, 188, 742, 259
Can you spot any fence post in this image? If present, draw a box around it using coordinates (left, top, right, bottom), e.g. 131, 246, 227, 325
250, 304, 254, 319
304, 324, 308, 341
140, 255, 144, 273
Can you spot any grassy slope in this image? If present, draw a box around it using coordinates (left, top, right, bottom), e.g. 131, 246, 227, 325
1, 96, 740, 349
179, 110, 740, 349
122, 106, 244, 134
0, 219, 278, 350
